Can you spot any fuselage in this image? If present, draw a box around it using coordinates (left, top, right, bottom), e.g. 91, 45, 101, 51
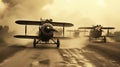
90, 25, 102, 38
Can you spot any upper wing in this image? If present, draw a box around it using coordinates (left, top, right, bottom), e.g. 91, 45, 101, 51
15, 20, 42, 25
14, 35, 39, 39
51, 22, 73, 27
78, 27, 93, 29
78, 27, 115, 29
102, 27, 115, 29
16, 20, 73, 27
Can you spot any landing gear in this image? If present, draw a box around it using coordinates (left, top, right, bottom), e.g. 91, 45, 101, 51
32, 38, 60, 48
33, 38, 37, 48
56, 39, 60, 48
103, 36, 106, 43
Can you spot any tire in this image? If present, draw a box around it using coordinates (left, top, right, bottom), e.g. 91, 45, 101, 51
33, 39, 36, 48
103, 36, 106, 43
56, 39, 60, 48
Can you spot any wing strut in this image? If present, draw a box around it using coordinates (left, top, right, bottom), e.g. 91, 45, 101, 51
25, 25, 27, 35
63, 24, 65, 37
39, 25, 41, 35
107, 29, 110, 36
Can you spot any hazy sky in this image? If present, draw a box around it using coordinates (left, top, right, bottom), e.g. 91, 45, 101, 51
0, 0, 120, 33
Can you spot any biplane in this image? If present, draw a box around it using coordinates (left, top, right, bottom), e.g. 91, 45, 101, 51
78, 25, 115, 43
14, 19, 73, 48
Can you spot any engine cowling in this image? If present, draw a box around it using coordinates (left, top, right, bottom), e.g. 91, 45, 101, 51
41, 23, 54, 36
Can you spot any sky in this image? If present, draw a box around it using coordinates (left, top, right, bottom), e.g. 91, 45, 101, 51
0, 0, 120, 33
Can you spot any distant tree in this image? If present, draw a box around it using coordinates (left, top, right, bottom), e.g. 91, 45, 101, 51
0, 25, 14, 45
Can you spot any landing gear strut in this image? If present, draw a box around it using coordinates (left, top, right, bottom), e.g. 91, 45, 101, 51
56, 39, 60, 48
103, 36, 106, 43
33, 38, 37, 48
33, 38, 60, 48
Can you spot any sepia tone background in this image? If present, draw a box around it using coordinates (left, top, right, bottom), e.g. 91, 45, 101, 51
0, 0, 120, 67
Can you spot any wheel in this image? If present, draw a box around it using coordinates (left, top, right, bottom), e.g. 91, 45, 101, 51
33, 39, 37, 48
56, 39, 60, 48
103, 36, 106, 43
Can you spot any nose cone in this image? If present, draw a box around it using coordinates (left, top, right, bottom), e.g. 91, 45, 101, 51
46, 26, 50, 29
45, 26, 57, 32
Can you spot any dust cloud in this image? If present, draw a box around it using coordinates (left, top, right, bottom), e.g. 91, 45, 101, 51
60, 37, 89, 48
109, 31, 120, 42
0, 0, 120, 31
0, 0, 54, 44
0, 0, 54, 31
107, 38, 115, 42
0, 0, 120, 44
43, 0, 120, 30
0, 25, 16, 46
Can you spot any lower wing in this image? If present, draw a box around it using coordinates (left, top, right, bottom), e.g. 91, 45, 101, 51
53, 37, 72, 39
14, 35, 72, 39
14, 35, 39, 39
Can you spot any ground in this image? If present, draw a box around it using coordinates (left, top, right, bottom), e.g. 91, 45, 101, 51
0, 41, 120, 67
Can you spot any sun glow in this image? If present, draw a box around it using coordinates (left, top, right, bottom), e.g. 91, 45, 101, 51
98, 0, 105, 7
42, 0, 107, 28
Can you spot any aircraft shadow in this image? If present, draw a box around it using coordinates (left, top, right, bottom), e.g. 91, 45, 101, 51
27, 46, 58, 49
8, 45, 26, 48
91, 41, 106, 43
